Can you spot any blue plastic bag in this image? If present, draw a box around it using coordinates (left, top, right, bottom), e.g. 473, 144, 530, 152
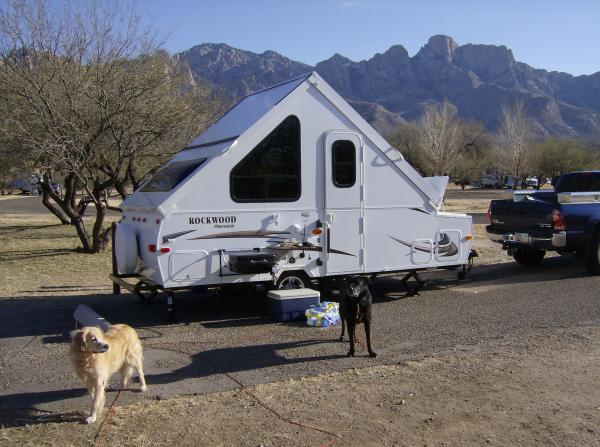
305, 301, 340, 327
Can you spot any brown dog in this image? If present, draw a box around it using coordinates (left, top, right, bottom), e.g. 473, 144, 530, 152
70, 324, 147, 424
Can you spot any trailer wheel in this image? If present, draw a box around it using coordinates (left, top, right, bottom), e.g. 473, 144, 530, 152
512, 247, 545, 266
276, 271, 313, 290
32, 188, 39, 196
586, 230, 600, 274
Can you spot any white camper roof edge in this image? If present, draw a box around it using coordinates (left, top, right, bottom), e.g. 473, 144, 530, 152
187, 73, 313, 148
305, 72, 443, 208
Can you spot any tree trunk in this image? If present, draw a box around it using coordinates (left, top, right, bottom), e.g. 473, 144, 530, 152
91, 188, 110, 253
127, 163, 140, 191
40, 172, 94, 252
114, 180, 128, 200
73, 215, 92, 252
41, 190, 70, 225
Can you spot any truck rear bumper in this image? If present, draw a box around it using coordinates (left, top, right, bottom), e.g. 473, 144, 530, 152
486, 226, 566, 250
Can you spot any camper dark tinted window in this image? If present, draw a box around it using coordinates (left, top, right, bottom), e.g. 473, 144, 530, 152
230, 115, 301, 202
141, 158, 206, 192
332, 140, 356, 188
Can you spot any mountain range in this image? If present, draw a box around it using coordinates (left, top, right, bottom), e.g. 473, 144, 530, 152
175, 35, 600, 138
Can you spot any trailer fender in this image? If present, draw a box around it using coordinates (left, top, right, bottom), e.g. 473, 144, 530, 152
114, 222, 138, 274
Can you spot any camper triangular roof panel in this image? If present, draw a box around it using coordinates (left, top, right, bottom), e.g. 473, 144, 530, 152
188, 73, 311, 148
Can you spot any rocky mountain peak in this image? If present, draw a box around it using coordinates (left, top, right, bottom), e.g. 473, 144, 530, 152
323, 53, 354, 65
381, 44, 409, 59
176, 36, 600, 137
417, 35, 459, 61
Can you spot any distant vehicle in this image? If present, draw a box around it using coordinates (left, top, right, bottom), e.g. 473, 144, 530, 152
522, 177, 539, 189
481, 174, 502, 188
13, 174, 41, 195
50, 182, 62, 195
13, 174, 61, 195
474, 174, 516, 189
487, 171, 600, 272
472, 174, 502, 188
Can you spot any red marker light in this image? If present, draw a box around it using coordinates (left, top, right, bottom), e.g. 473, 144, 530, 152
552, 209, 566, 231
160, 247, 171, 253
148, 244, 157, 253
155, 219, 160, 224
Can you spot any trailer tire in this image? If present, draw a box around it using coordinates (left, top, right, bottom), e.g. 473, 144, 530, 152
276, 271, 314, 290
512, 247, 545, 266
32, 188, 39, 196
586, 230, 600, 274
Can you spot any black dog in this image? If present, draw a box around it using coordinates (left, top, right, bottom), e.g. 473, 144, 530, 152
339, 276, 377, 357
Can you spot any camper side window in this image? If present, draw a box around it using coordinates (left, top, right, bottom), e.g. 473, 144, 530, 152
230, 115, 301, 202
140, 158, 207, 192
332, 140, 356, 188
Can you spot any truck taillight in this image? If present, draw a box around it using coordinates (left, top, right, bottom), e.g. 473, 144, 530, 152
487, 204, 492, 224
552, 209, 566, 231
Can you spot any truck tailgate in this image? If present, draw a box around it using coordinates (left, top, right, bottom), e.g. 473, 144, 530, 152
489, 199, 555, 236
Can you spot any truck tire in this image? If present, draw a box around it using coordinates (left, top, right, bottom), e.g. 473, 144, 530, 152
276, 271, 314, 290
586, 231, 600, 274
512, 247, 545, 266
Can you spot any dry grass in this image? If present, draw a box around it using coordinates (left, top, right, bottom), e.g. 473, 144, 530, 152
442, 198, 491, 214
472, 223, 511, 265
0, 214, 116, 299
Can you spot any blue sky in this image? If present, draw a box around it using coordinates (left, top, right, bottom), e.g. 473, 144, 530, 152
140, 0, 599, 75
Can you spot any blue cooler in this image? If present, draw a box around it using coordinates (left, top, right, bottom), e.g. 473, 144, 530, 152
267, 288, 320, 322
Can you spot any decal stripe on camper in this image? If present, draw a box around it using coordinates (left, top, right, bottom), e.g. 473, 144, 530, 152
389, 233, 458, 257
190, 230, 291, 240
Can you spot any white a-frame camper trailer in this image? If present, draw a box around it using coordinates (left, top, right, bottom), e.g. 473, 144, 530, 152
110, 72, 474, 300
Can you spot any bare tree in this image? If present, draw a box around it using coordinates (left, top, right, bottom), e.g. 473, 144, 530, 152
451, 122, 492, 189
0, 0, 219, 252
388, 123, 423, 171
417, 100, 464, 176
496, 101, 531, 187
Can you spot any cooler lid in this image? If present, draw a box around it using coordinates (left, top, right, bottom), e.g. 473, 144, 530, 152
267, 288, 321, 300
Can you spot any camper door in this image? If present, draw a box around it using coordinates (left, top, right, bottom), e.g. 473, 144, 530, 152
323, 131, 364, 275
